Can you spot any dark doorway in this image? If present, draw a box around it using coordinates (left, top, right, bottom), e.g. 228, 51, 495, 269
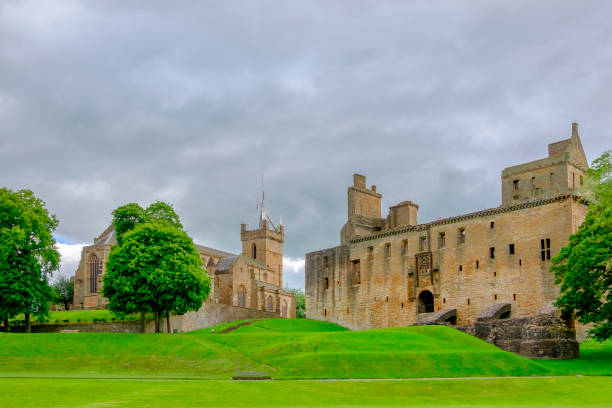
418, 290, 434, 313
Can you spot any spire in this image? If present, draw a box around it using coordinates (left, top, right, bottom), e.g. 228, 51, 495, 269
256, 169, 279, 232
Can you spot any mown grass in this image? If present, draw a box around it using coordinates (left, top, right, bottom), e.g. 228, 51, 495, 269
11, 309, 148, 324
200, 324, 550, 379
0, 377, 610, 408
0, 319, 559, 380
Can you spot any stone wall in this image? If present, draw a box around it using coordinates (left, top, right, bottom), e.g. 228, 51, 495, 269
452, 307, 579, 359
11, 303, 279, 334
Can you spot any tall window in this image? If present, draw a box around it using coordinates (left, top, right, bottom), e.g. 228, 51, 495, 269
401, 240, 408, 255
89, 254, 100, 293
458, 228, 466, 244
252, 244, 257, 259
419, 236, 427, 251
266, 296, 274, 311
541, 238, 551, 261
351, 260, 361, 285
385, 243, 391, 257
438, 232, 446, 248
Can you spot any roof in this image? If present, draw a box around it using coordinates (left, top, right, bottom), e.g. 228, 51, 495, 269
255, 280, 282, 291
93, 225, 116, 245
194, 244, 235, 258
350, 194, 588, 244
243, 256, 274, 271
216, 255, 238, 272
91, 225, 236, 259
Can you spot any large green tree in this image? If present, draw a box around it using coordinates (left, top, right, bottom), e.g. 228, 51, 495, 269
552, 151, 612, 341
103, 202, 210, 332
0, 188, 60, 332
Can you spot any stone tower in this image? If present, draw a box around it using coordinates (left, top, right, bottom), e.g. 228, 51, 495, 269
240, 184, 284, 287
241, 221, 284, 287
501, 122, 589, 206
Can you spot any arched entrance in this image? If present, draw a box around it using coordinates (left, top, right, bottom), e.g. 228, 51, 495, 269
418, 290, 434, 314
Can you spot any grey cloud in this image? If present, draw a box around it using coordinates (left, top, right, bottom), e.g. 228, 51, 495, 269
1, 1, 611, 289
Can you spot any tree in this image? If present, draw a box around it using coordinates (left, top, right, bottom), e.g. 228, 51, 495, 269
552, 150, 612, 341
0, 188, 60, 332
103, 202, 210, 332
284, 287, 306, 318
52, 275, 74, 310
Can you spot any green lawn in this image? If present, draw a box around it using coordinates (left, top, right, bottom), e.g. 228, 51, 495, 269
11, 309, 147, 324
0, 377, 610, 407
0, 319, 610, 407
0, 319, 557, 379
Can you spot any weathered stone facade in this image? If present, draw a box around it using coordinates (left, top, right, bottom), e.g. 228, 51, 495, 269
73, 216, 295, 320
306, 123, 589, 331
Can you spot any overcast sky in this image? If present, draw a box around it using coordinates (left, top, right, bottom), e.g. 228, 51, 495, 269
1, 1, 610, 289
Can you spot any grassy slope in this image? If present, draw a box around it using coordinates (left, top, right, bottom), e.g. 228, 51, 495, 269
1, 377, 611, 408
0, 319, 559, 379
200, 322, 550, 379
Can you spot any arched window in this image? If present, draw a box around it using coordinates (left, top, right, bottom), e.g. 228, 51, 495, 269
266, 296, 274, 312
89, 254, 101, 293
237, 286, 246, 308
418, 290, 434, 314
252, 244, 257, 259
281, 300, 288, 318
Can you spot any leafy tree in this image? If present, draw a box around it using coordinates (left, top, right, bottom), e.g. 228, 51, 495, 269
552, 150, 612, 341
103, 202, 210, 332
284, 287, 306, 318
52, 274, 74, 310
0, 188, 60, 332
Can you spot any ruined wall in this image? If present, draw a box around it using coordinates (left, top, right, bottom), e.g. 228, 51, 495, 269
306, 196, 587, 330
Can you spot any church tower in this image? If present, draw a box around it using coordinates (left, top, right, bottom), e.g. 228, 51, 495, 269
240, 185, 284, 287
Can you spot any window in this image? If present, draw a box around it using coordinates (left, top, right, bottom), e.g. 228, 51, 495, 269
513, 179, 519, 190
252, 244, 257, 259
509, 244, 515, 255
419, 236, 427, 251
490, 221, 495, 229
266, 296, 274, 312
324, 277, 329, 290
541, 238, 551, 260
494, 294, 498, 300
458, 228, 466, 244
475, 260, 479, 269
490, 247, 495, 259
401, 240, 408, 255
459, 265, 463, 271
438, 232, 446, 248
513, 293, 517, 301
385, 243, 391, 258
323, 256, 329, 268
351, 260, 361, 284
494, 271, 497, 277
89, 254, 100, 293
467, 298, 470, 305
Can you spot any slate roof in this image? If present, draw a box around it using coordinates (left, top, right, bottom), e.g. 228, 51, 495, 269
216, 255, 239, 272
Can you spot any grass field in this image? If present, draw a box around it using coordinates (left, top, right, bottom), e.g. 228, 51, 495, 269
11, 309, 148, 323
0, 377, 611, 408
0, 318, 610, 407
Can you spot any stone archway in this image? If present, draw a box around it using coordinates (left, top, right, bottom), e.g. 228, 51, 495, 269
418, 290, 434, 314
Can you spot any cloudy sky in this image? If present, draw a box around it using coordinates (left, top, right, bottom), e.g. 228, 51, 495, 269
1, 1, 610, 289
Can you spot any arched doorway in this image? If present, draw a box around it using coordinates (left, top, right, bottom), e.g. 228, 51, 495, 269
266, 296, 274, 312
418, 290, 434, 314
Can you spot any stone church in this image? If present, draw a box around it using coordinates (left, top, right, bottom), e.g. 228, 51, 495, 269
73, 206, 296, 319
306, 123, 589, 330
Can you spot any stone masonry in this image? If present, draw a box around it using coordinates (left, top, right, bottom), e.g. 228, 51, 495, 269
306, 123, 589, 335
